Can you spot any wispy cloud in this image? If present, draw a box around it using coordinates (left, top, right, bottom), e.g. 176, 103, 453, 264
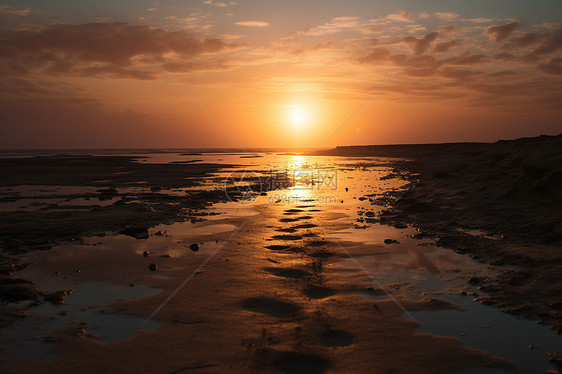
204, 0, 237, 7
385, 11, 413, 22
234, 20, 269, 27
463, 17, 494, 23
434, 12, 460, 21
302, 16, 360, 36
0, 5, 31, 16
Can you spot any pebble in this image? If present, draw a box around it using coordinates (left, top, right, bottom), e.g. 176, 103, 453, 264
190, 244, 200, 252
148, 264, 157, 271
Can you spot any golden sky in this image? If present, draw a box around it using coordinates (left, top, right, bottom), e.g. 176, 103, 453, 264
0, 0, 561, 149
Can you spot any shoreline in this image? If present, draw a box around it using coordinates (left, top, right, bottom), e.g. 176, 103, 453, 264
318, 134, 562, 333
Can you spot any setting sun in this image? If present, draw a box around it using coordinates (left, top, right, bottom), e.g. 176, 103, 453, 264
289, 106, 308, 128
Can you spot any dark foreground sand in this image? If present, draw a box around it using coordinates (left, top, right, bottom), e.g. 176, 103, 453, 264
319, 134, 562, 333
1, 205, 513, 373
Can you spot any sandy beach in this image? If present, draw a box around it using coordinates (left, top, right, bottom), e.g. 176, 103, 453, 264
0, 141, 560, 373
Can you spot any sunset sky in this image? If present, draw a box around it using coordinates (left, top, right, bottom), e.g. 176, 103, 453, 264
1, 0, 561, 149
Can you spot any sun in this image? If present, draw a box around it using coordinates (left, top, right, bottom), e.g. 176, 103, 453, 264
289, 106, 308, 127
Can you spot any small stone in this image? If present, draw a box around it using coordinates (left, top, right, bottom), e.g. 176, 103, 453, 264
143, 251, 150, 257
190, 243, 200, 252
468, 277, 481, 284
384, 239, 398, 244
148, 264, 157, 271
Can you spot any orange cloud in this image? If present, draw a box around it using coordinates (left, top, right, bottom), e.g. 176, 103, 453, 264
234, 21, 269, 27
485, 21, 519, 42
386, 11, 414, 22
0, 22, 247, 78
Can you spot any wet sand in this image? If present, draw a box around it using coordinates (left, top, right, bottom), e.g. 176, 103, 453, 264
319, 134, 562, 334
0, 149, 560, 373
1, 203, 512, 373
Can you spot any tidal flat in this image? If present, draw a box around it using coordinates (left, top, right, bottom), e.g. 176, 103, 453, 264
0, 141, 561, 373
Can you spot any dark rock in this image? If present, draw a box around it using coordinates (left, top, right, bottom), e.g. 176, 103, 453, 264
384, 239, 399, 244
366, 287, 386, 296
44, 289, 72, 304
0, 282, 40, 303
97, 187, 118, 195
143, 251, 150, 257
468, 276, 481, 284
120, 226, 149, 240
189, 243, 200, 252
148, 264, 157, 271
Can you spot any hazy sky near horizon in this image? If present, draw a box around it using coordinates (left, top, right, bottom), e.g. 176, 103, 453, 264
0, 0, 561, 149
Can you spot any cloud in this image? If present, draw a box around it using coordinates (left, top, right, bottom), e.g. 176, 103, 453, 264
386, 11, 413, 22
301, 16, 360, 36
403, 31, 439, 55
357, 47, 391, 64
442, 53, 488, 65
0, 22, 247, 79
539, 58, 562, 75
441, 67, 480, 80
234, 21, 269, 27
463, 17, 494, 23
204, 0, 236, 7
0, 5, 31, 16
532, 28, 562, 55
434, 40, 460, 53
499, 27, 562, 58
485, 21, 519, 42
434, 12, 459, 21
